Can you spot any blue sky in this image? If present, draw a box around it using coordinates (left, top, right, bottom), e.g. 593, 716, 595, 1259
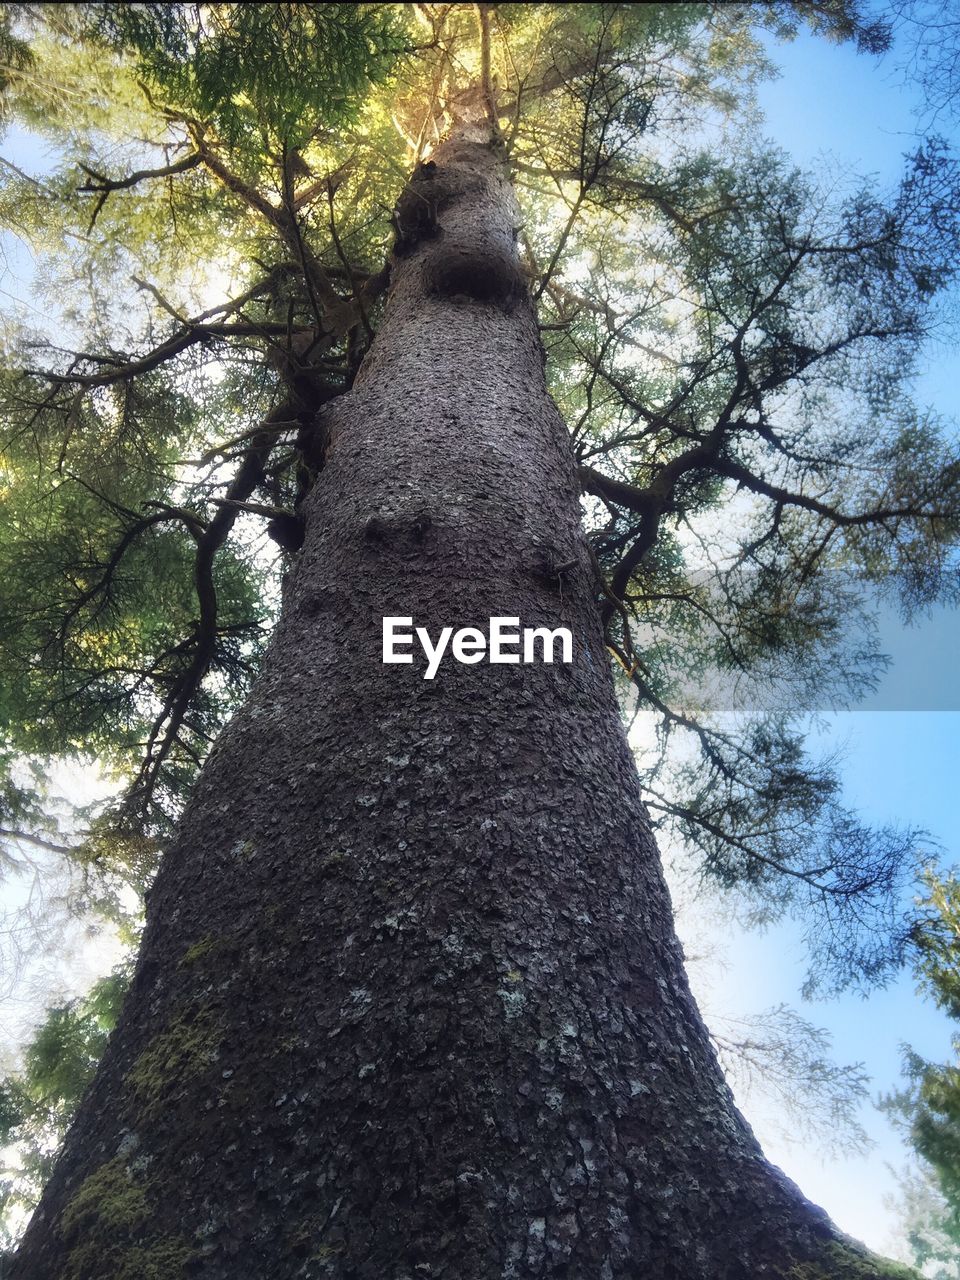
694, 19, 960, 1256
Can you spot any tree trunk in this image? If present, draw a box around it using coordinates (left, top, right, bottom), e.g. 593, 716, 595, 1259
13, 117, 909, 1280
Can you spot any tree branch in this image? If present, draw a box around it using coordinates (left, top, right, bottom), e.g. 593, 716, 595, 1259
0, 828, 75, 857
78, 152, 202, 228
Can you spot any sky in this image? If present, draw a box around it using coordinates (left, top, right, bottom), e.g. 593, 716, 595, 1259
669, 16, 960, 1260
0, 6, 958, 1267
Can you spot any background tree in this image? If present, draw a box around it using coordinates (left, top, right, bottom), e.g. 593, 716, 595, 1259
0, 2, 957, 1274
0, 960, 132, 1256
883, 869, 960, 1274
887, 1163, 960, 1280
889, 0, 960, 126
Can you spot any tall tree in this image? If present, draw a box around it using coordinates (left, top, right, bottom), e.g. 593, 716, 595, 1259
1, 2, 956, 1274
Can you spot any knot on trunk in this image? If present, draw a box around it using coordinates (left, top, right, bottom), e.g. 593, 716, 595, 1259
391, 162, 445, 258
423, 245, 525, 307
363, 508, 433, 544
266, 512, 305, 552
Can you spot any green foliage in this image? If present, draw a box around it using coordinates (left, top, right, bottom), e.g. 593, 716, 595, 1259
915, 871, 960, 1019
883, 871, 960, 1268
0, 5, 33, 122
84, 2, 407, 149
0, 960, 133, 1245
0, 4, 413, 853
758, 1, 892, 54
0, 360, 269, 834
0, 749, 50, 853
888, 1163, 960, 1280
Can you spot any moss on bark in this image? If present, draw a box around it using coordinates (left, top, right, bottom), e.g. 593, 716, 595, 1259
59, 1157, 195, 1279
127, 1009, 223, 1118
790, 1240, 919, 1280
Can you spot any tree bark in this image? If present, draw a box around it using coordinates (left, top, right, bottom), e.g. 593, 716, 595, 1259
13, 118, 909, 1280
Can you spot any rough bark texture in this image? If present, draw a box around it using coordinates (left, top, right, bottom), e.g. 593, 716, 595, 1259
13, 121, 910, 1280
